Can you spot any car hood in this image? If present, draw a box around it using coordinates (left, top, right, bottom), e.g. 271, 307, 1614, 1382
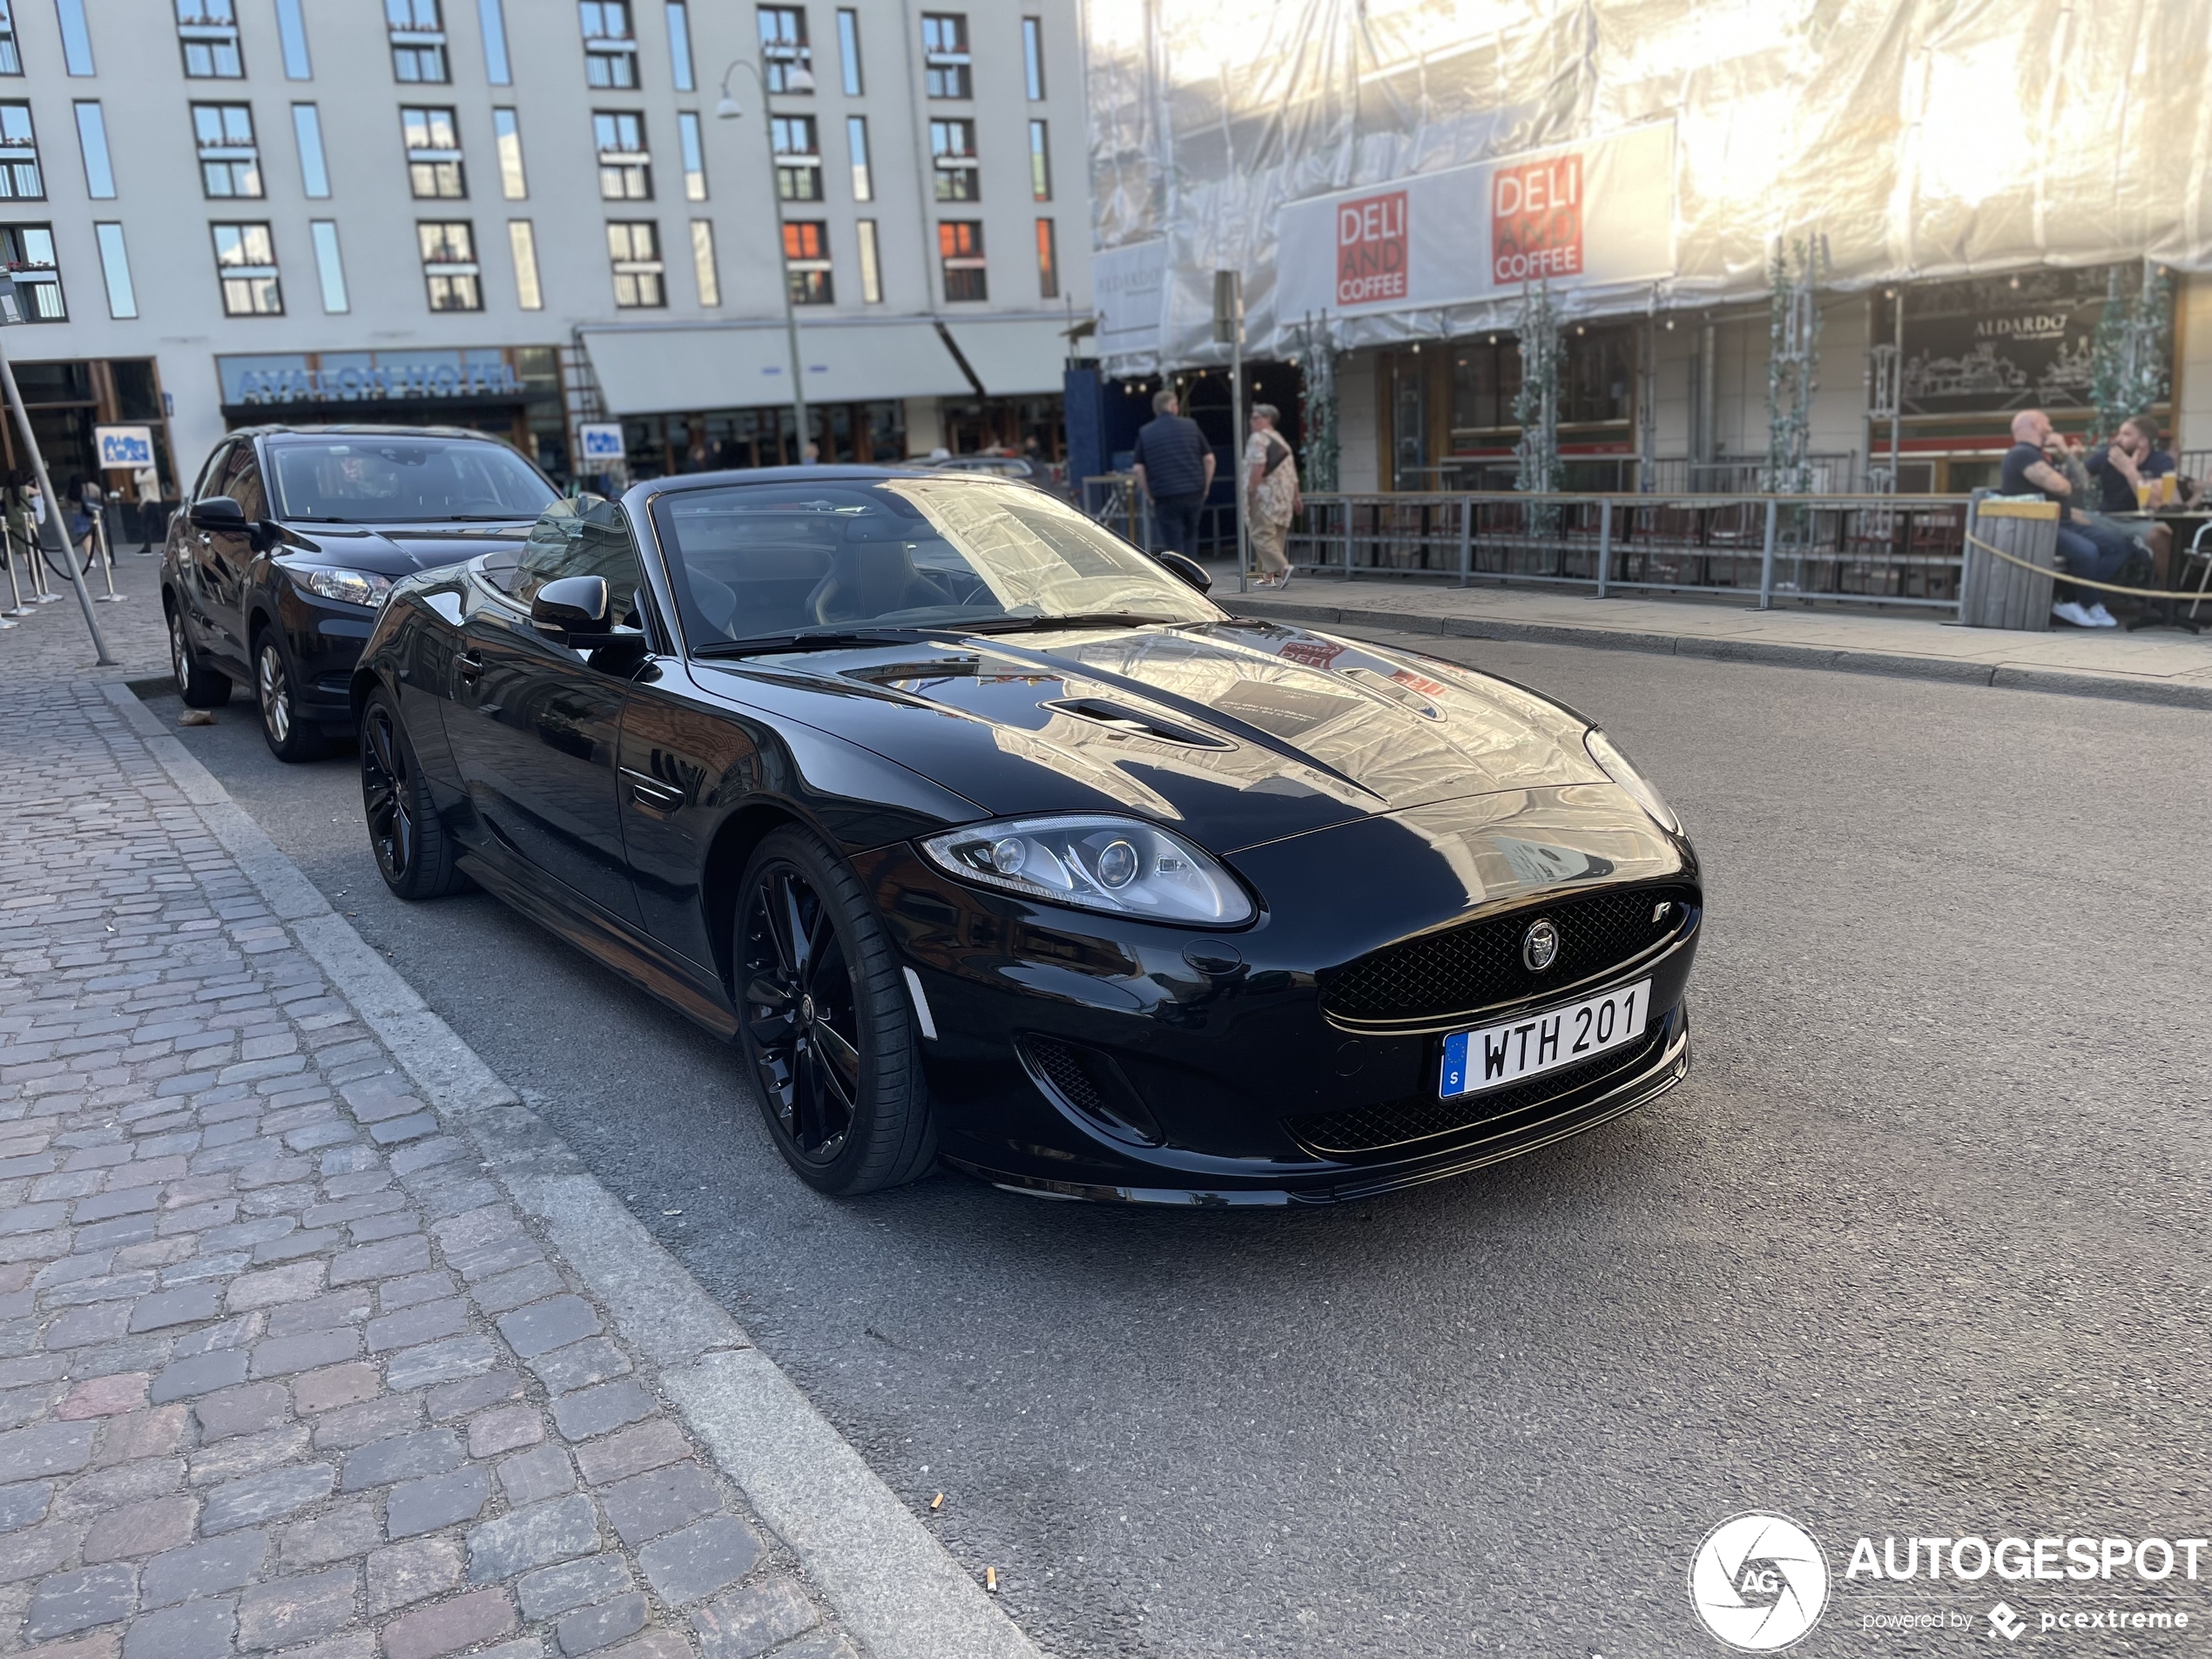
691, 618, 1615, 853
274, 520, 536, 579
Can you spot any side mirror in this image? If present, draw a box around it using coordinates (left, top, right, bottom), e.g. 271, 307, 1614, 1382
530, 574, 615, 643
189, 496, 248, 533
1156, 551, 1212, 594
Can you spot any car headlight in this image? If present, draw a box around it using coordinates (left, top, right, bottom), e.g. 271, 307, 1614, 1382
917, 814, 1255, 927
1584, 729, 1681, 834
296, 567, 393, 607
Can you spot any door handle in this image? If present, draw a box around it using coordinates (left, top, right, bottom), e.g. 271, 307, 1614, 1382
621, 767, 685, 811
456, 651, 483, 684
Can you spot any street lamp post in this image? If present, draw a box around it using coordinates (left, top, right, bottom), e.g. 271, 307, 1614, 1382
718, 55, 813, 464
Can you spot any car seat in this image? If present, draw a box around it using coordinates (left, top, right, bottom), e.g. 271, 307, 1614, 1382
806, 515, 947, 623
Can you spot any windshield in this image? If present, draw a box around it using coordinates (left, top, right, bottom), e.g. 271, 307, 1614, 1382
267, 438, 556, 523
650, 476, 1222, 649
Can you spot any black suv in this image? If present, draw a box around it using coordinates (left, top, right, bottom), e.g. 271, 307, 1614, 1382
162, 426, 559, 759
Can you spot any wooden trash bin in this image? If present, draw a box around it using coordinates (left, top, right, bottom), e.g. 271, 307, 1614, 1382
1960, 495, 2059, 631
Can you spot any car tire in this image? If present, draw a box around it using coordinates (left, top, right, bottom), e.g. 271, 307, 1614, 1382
735, 826, 937, 1196
253, 625, 327, 763
168, 599, 232, 709
359, 688, 470, 900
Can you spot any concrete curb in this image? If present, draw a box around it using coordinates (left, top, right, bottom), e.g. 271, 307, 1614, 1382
99, 681, 1045, 1659
1229, 594, 2212, 711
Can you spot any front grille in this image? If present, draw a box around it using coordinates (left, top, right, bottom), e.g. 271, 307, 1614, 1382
1321, 883, 1695, 1025
1287, 1025, 1667, 1157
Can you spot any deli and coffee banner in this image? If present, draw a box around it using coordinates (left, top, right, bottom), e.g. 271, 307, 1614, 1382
1275, 123, 1676, 320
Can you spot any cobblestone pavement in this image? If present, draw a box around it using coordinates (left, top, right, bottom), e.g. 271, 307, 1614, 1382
1, 565, 860, 1656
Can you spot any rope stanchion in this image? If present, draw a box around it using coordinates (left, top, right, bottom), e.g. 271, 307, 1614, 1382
1964, 529, 2191, 602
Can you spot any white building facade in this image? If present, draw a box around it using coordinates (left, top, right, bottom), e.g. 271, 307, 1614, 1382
1, 0, 1090, 497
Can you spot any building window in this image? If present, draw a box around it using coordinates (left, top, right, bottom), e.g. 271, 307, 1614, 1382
310, 218, 347, 311
508, 218, 541, 308
580, 2, 637, 88
0, 103, 39, 199
921, 13, 968, 98
677, 110, 705, 200
1035, 215, 1056, 298
493, 107, 527, 198
1028, 118, 1050, 200
938, 218, 983, 301
782, 219, 831, 305
772, 115, 819, 201
758, 7, 810, 93
1022, 16, 1043, 98
387, 0, 448, 82
192, 104, 262, 199
274, 0, 312, 78
177, 0, 244, 77
478, 0, 510, 83
666, 1, 693, 90
292, 104, 329, 198
929, 118, 975, 202
401, 106, 465, 198
74, 103, 113, 197
845, 115, 871, 201
690, 218, 718, 306
607, 220, 663, 307
0, 224, 62, 319
418, 220, 480, 310
834, 7, 860, 94
94, 221, 134, 317
855, 216, 880, 303
594, 111, 651, 199
0, 3, 18, 76
212, 221, 281, 315
55, 0, 94, 74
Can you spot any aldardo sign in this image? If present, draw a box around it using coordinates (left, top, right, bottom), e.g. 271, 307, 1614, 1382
1276, 123, 1674, 320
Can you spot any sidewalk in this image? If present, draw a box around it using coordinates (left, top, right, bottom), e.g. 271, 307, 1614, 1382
1211, 569, 2212, 709
1, 570, 1034, 1654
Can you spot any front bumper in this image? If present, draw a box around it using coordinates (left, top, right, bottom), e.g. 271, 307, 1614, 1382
275, 583, 380, 733
858, 839, 1703, 1205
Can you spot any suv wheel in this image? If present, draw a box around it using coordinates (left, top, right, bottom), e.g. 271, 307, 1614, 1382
169, 604, 232, 709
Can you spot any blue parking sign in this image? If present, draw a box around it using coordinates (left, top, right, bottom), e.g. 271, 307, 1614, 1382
577, 422, 626, 462
95, 425, 155, 468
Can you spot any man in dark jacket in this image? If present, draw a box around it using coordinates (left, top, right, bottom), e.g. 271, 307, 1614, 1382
1130, 389, 1214, 559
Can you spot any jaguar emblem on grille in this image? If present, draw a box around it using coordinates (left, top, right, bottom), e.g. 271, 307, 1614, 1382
1521, 919, 1560, 971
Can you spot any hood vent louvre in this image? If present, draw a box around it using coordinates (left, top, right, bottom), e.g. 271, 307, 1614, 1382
1042, 698, 1234, 750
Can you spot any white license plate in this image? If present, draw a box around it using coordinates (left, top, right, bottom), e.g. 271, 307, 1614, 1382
1440, 980, 1652, 1099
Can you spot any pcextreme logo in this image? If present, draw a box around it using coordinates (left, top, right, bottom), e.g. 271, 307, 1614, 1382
1689, 1513, 1831, 1650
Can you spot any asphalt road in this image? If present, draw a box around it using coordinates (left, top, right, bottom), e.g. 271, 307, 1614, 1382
138, 633, 2212, 1656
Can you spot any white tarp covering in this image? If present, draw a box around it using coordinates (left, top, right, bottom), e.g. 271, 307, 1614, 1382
1085, 0, 2212, 373
579, 322, 970, 415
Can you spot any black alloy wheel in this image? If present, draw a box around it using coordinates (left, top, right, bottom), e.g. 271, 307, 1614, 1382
736, 826, 936, 1195
360, 689, 468, 900
169, 603, 231, 709
254, 629, 326, 762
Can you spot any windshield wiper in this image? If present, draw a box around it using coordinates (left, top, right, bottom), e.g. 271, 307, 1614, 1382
691, 627, 936, 658
961, 611, 1193, 634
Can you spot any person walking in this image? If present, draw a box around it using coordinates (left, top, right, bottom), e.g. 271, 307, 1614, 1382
1243, 404, 1301, 587
132, 458, 162, 552
1130, 388, 1214, 561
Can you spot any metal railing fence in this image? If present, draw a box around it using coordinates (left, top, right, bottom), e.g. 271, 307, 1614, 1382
1082, 473, 1238, 558
1285, 492, 1974, 611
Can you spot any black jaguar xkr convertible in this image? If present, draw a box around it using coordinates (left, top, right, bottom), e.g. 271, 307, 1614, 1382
353, 467, 1702, 1203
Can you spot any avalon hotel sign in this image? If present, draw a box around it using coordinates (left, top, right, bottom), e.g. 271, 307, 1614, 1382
1277, 122, 1674, 319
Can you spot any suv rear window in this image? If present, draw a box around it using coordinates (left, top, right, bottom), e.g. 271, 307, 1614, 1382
266, 438, 556, 523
